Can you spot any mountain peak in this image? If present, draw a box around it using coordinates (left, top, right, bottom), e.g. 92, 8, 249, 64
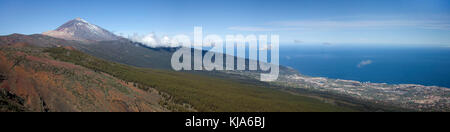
43, 18, 120, 41
74, 17, 89, 23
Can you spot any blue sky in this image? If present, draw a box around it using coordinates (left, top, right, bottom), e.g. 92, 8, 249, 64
0, 0, 449, 45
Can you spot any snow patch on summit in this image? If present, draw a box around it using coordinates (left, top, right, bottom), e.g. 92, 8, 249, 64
42, 18, 120, 41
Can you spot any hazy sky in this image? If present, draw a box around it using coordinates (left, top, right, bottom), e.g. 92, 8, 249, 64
0, 0, 449, 45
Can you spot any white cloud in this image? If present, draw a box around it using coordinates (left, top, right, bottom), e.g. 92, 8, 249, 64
228, 18, 450, 32
227, 26, 274, 31
357, 60, 373, 68
259, 44, 270, 50
141, 34, 159, 45
227, 26, 307, 32
270, 20, 450, 30
128, 33, 182, 48
160, 35, 171, 45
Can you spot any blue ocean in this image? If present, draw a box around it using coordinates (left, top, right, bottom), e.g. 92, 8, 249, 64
278, 44, 450, 88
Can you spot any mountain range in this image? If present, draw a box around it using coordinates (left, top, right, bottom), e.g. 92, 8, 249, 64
0, 18, 448, 112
